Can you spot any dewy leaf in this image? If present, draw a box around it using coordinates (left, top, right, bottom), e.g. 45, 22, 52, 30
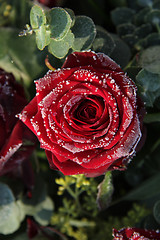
65, 8, 75, 27
153, 200, 160, 224
48, 30, 74, 58
30, 5, 46, 29
0, 183, 23, 235
139, 45, 160, 74
136, 69, 160, 107
97, 172, 114, 211
71, 15, 96, 51
35, 25, 50, 50
49, 7, 72, 40
92, 26, 115, 56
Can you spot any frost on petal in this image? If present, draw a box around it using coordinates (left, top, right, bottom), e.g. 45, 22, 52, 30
62, 51, 122, 72
0, 121, 23, 170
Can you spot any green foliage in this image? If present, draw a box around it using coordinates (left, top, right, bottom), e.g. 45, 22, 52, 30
71, 15, 96, 51
92, 26, 115, 56
49, 7, 72, 40
136, 69, 160, 107
111, 1, 160, 50
0, 183, 24, 235
139, 45, 160, 74
27, 5, 97, 59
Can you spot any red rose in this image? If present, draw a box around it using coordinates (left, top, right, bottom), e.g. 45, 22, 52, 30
0, 69, 36, 176
19, 51, 143, 177
113, 227, 160, 239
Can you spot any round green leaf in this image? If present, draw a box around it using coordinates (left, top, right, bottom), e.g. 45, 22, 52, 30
146, 33, 160, 47
30, 5, 46, 29
35, 25, 50, 50
65, 8, 75, 27
134, 7, 150, 25
145, 9, 160, 26
153, 200, 160, 224
48, 30, 74, 58
136, 69, 160, 107
139, 45, 160, 74
117, 23, 136, 37
0, 184, 23, 235
0, 202, 22, 234
71, 15, 96, 51
49, 7, 72, 40
92, 26, 115, 56
134, 23, 152, 39
111, 7, 135, 26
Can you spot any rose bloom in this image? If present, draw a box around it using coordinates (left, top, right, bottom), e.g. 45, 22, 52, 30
19, 51, 144, 177
0, 68, 36, 176
113, 227, 160, 239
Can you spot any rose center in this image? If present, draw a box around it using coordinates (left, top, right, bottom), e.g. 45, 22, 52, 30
80, 104, 97, 120
72, 96, 105, 125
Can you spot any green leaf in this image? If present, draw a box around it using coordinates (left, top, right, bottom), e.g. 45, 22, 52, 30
71, 15, 96, 51
30, 5, 46, 29
134, 7, 150, 25
92, 26, 115, 56
117, 23, 136, 37
97, 172, 114, 210
146, 33, 160, 48
136, 69, 160, 107
122, 34, 138, 47
153, 200, 160, 224
110, 34, 131, 68
34, 197, 54, 226
134, 23, 152, 39
145, 9, 160, 26
35, 25, 50, 50
49, 7, 72, 40
111, 7, 135, 26
144, 112, 160, 123
137, 0, 154, 7
0, 183, 23, 235
139, 46, 160, 74
48, 30, 74, 58
0, 28, 47, 86
65, 8, 75, 27
123, 174, 160, 201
